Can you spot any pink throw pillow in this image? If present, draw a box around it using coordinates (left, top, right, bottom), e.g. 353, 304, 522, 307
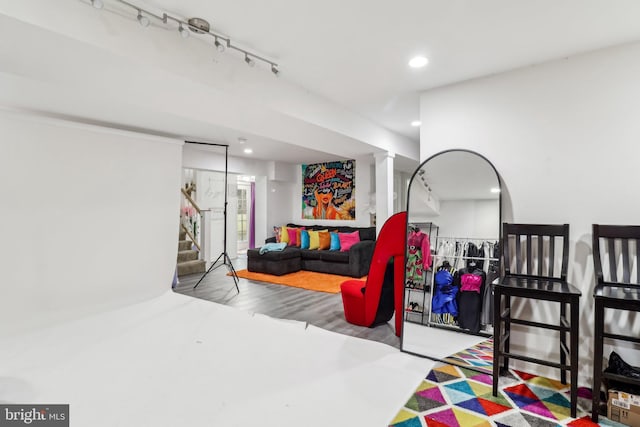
338, 231, 360, 252
286, 228, 298, 246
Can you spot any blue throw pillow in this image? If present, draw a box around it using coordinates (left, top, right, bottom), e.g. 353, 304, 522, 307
329, 232, 341, 251
300, 230, 310, 249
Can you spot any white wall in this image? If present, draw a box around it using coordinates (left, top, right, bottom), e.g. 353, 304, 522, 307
182, 148, 378, 245
419, 200, 499, 240
182, 145, 285, 247
0, 110, 182, 337
420, 42, 640, 383
268, 180, 298, 236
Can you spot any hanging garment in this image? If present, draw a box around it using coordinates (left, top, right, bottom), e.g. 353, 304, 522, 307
432, 268, 458, 317
457, 268, 486, 333
481, 241, 500, 327
407, 230, 432, 269
465, 241, 485, 270
436, 240, 455, 262
406, 230, 431, 287
460, 273, 483, 293
405, 246, 424, 287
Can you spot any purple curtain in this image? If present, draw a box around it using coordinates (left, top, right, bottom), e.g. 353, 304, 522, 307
249, 181, 256, 249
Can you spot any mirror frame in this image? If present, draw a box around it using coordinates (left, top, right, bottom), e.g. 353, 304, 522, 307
400, 148, 502, 364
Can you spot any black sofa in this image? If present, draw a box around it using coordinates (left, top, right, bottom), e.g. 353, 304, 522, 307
260, 223, 376, 277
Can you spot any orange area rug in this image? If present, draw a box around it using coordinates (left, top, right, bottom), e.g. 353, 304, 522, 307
232, 269, 366, 293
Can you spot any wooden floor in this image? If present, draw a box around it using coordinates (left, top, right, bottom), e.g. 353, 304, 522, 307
173, 255, 400, 348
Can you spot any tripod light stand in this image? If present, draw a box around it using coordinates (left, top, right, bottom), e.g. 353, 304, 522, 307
186, 141, 239, 292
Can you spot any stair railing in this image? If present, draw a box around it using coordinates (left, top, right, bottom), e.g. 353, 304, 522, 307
180, 187, 202, 253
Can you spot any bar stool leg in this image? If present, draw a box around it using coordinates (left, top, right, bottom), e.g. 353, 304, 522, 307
592, 298, 604, 422
570, 296, 579, 419
493, 287, 502, 396
560, 301, 567, 385
503, 294, 511, 372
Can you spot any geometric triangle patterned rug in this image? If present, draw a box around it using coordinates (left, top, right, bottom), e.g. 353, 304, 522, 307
388, 363, 626, 427
442, 339, 494, 375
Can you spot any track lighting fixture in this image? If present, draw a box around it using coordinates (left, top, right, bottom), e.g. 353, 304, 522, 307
214, 37, 225, 52
136, 10, 150, 27
178, 23, 190, 38
92, 0, 279, 76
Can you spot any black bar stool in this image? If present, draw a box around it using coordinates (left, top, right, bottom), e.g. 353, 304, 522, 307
591, 224, 640, 422
493, 223, 581, 418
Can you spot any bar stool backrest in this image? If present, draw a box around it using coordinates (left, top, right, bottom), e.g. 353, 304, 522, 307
502, 223, 570, 281
592, 224, 640, 289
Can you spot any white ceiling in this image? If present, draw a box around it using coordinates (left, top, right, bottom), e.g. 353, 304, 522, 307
149, 0, 640, 141
2, 1, 640, 172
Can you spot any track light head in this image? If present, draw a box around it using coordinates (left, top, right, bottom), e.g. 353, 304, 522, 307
215, 38, 225, 52
137, 10, 150, 27
86, 1, 280, 75
179, 23, 190, 38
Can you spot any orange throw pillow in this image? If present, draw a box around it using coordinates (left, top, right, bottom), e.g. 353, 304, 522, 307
318, 231, 331, 250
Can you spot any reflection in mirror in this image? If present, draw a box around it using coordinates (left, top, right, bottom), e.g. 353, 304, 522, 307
401, 150, 501, 371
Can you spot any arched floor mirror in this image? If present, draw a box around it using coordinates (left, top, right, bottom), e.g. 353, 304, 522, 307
400, 149, 502, 371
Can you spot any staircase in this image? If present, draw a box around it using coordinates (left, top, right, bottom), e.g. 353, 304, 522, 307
177, 228, 206, 276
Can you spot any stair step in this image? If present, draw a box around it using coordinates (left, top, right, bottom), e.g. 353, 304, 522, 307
179, 229, 187, 240
178, 240, 193, 251
177, 259, 206, 276
178, 249, 199, 262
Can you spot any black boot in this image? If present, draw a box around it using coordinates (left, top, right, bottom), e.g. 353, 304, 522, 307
606, 352, 640, 380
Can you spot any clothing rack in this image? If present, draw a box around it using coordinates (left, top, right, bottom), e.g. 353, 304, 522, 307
404, 222, 438, 325
433, 254, 499, 261
426, 235, 500, 334
436, 236, 498, 242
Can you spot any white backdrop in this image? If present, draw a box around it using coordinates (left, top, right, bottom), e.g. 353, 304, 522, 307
0, 110, 183, 338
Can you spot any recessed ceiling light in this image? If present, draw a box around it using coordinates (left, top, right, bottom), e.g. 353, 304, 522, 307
490, 187, 501, 193
238, 137, 247, 144
411, 120, 421, 127
409, 56, 429, 68
244, 148, 253, 154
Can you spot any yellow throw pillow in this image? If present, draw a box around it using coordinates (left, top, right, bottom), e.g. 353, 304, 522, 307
308, 230, 320, 250
280, 225, 289, 244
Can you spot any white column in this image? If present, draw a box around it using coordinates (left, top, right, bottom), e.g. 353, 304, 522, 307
374, 151, 395, 235
254, 176, 268, 247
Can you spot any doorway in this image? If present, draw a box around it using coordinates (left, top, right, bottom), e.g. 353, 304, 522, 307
236, 176, 254, 255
